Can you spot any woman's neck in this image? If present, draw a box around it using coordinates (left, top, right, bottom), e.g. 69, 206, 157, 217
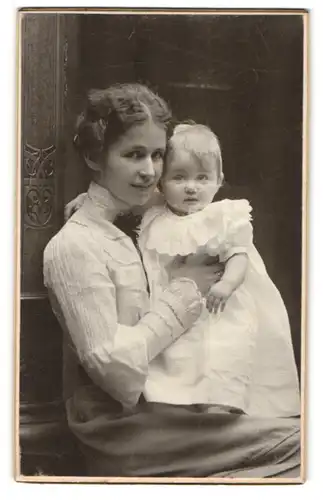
88, 181, 132, 222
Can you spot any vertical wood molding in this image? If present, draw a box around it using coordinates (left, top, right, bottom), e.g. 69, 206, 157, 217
21, 13, 66, 295
19, 13, 83, 476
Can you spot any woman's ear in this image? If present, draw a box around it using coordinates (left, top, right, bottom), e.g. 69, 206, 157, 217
83, 155, 101, 173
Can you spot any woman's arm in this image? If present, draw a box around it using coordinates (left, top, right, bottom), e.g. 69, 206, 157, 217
44, 232, 202, 409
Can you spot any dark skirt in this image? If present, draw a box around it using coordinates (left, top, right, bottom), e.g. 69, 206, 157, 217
66, 385, 301, 479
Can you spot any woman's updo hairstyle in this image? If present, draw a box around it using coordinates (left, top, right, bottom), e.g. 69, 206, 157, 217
73, 83, 173, 164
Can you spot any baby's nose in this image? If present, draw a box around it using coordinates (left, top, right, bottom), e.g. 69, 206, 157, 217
185, 184, 197, 193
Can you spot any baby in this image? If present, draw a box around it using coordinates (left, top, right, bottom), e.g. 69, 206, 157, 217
138, 123, 300, 417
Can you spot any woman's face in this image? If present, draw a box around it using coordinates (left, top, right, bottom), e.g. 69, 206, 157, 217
98, 121, 167, 208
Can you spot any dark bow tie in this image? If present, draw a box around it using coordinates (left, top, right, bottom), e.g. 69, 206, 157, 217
114, 212, 142, 247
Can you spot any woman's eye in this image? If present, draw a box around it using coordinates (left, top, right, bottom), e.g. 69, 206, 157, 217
152, 150, 164, 161
124, 151, 144, 160
197, 174, 208, 181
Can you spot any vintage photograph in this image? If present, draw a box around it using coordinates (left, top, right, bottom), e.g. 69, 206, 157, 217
16, 8, 307, 483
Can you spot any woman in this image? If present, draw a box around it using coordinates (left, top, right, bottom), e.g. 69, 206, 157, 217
44, 83, 301, 478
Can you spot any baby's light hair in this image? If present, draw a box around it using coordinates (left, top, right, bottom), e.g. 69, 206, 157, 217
165, 122, 223, 182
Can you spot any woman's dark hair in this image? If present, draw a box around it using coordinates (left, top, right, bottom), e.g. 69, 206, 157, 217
73, 83, 173, 164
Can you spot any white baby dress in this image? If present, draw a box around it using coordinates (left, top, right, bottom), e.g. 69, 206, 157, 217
138, 199, 300, 417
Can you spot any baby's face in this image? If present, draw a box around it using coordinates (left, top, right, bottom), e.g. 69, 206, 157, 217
160, 148, 221, 215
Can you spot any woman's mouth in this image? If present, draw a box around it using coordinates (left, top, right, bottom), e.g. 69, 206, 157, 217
131, 183, 154, 190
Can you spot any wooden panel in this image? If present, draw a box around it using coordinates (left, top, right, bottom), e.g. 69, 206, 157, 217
20, 13, 66, 295
19, 296, 85, 476
19, 297, 63, 403
19, 13, 84, 476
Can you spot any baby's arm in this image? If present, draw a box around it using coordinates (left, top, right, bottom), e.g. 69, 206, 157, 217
221, 252, 248, 290
205, 198, 253, 313
206, 252, 248, 313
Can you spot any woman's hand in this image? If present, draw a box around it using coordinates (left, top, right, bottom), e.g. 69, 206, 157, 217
64, 193, 87, 221
168, 255, 225, 297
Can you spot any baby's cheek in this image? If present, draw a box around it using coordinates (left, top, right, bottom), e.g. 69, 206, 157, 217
165, 185, 180, 202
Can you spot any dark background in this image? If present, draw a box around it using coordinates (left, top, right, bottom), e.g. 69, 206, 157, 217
68, 14, 303, 366
20, 13, 304, 476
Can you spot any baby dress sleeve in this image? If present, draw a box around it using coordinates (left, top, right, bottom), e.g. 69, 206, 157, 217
217, 199, 254, 262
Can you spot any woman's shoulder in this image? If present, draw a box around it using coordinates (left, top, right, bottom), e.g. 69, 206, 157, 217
44, 217, 99, 264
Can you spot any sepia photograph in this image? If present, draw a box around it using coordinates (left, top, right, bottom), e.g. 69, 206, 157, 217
16, 8, 307, 483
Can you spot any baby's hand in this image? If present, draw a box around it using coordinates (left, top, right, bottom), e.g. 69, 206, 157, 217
205, 281, 234, 314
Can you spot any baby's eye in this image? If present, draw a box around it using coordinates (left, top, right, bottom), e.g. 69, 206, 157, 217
196, 174, 209, 181
172, 175, 185, 181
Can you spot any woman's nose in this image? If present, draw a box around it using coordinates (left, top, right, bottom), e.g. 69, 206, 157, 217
138, 157, 155, 180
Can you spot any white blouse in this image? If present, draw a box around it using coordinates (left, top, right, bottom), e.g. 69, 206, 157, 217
43, 182, 202, 409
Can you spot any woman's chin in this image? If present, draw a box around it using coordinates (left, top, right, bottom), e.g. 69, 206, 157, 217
133, 191, 154, 206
